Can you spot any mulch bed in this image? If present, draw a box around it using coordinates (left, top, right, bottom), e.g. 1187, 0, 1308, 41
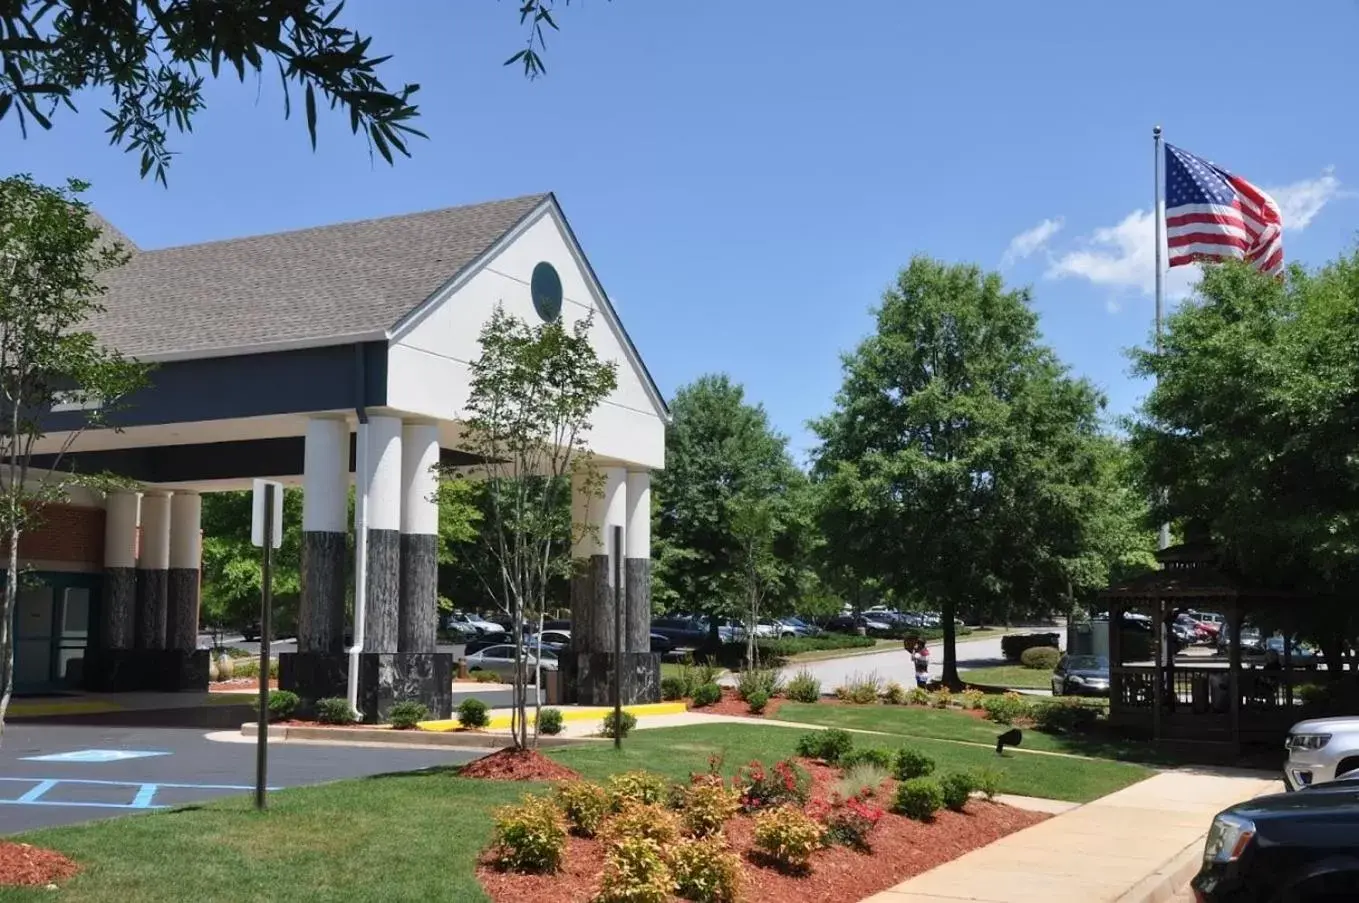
686, 688, 789, 718
209, 678, 278, 691
460, 748, 582, 782
0, 842, 79, 887
476, 756, 1048, 903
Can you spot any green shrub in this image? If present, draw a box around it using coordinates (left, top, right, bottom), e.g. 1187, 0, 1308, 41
473, 669, 501, 683
981, 692, 1032, 725
1297, 683, 1330, 706
1034, 699, 1099, 734
893, 746, 936, 780
492, 794, 567, 873
784, 668, 821, 703
840, 747, 894, 771
602, 710, 638, 739
752, 805, 823, 872
555, 780, 611, 837
939, 771, 976, 812
457, 697, 490, 729
596, 836, 672, 903
1000, 633, 1060, 662
388, 700, 428, 730
604, 801, 682, 846
607, 771, 671, 810
906, 686, 931, 706
266, 690, 298, 722
745, 690, 769, 714
794, 728, 854, 764
661, 676, 688, 701
929, 689, 954, 709
692, 661, 721, 686
1020, 646, 1062, 670
668, 836, 743, 903
882, 681, 907, 705
537, 707, 564, 735
835, 762, 891, 800
691, 682, 722, 707
834, 671, 882, 705
736, 667, 784, 701
893, 777, 944, 821
314, 697, 355, 725
972, 765, 1002, 800
679, 779, 741, 838
959, 688, 986, 710
233, 658, 279, 680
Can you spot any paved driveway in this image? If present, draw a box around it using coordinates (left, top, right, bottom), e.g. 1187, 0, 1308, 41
771, 632, 1037, 690
0, 722, 481, 834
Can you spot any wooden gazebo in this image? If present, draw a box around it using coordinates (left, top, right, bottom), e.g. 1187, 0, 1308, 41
1100, 540, 1310, 751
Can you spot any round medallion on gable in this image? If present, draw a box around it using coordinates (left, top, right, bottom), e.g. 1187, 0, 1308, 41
531, 261, 563, 322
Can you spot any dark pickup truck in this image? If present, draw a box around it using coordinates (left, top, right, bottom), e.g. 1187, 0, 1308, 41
1191, 776, 1359, 901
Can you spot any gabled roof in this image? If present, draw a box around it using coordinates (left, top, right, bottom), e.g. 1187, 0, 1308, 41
87, 194, 548, 360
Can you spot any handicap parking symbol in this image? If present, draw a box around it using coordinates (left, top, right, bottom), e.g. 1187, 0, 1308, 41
21, 749, 171, 763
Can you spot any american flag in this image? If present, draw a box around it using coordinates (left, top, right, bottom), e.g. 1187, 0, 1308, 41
1164, 144, 1283, 275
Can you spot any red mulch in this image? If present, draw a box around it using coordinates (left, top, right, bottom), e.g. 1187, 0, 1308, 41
0, 842, 79, 887
475, 756, 1048, 903
460, 748, 583, 782
209, 678, 278, 691
689, 688, 789, 719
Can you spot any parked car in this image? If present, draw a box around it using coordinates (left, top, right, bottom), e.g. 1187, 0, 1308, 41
826, 614, 892, 635
524, 629, 572, 654
1217, 623, 1263, 655
1283, 715, 1359, 792
777, 617, 819, 637
464, 644, 558, 680
1050, 654, 1110, 697
651, 616, 709, 649
1190, 776, 1359, 901
1249, 635, 1321, 669
444, 612, 506, 638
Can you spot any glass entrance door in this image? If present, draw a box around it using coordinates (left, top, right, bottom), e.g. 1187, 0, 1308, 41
11, 573, 99, 692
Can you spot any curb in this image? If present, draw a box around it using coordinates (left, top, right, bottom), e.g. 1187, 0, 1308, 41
1115, 834, 1203, 903
240, 722, 591, 749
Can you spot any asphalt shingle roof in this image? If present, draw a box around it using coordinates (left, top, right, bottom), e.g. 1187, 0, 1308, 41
87, 193, 549, 359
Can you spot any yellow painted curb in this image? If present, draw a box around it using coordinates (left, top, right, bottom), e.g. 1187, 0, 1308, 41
8, 700, 124, 717
418, 701, 687, 733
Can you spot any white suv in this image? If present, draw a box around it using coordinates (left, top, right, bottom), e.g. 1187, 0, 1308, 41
1284, 715, 1359, 791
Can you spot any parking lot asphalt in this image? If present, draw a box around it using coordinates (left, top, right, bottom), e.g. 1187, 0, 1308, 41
0, 722, 482, 834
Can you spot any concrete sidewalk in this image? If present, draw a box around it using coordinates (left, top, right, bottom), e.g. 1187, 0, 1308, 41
863, 768, 1280, 903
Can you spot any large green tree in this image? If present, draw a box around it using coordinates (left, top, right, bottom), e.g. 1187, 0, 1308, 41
651, 374, 812, 639
2, 0, 598, 182
811, 257, 1131, 685
1130, 256, 1359, 662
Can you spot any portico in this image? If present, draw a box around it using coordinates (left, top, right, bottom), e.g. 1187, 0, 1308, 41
27, 193, 667, 719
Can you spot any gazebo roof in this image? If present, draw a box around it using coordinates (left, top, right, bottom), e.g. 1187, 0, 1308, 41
1099, 541, 1298, 601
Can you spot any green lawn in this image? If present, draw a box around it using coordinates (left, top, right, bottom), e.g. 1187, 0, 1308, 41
0, 722, 1149, 902
960, 664, 1055, 690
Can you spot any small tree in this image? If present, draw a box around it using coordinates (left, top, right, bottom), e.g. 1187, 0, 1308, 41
0, 175, 149, 734
449, 304, 616, 748
730, 494, 777, 669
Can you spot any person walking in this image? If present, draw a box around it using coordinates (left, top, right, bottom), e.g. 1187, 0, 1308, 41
912, 639, 931, 688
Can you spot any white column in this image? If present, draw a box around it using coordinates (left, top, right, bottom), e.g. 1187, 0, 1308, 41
102, 491, 140, 650
570, 468, 606, 558
362, 415, 403, 653
625, 472, 651, 561
169, 491, 202, 570
399, 421, 439, 652
601, 466, 627, 562
300, 416, 351, 653
624, 471, 652, 656
166, 491, 202, 653
138, 492, 171, 571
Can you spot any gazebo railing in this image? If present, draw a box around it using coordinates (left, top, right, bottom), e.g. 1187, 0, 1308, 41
1114, 665, 1344, 715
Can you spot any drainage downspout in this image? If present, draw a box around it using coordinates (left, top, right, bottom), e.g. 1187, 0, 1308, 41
347, 344, 370, 719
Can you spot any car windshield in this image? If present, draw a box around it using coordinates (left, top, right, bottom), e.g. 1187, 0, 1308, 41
479, 646, 511, 658
1067, 655, 1108, 671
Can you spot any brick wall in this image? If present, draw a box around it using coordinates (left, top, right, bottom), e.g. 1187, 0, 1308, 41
17, 505, 105, 567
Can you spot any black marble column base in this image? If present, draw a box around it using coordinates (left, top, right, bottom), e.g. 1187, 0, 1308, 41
398, 533, 439, 652
364, 529, 401, 654
134, 569, 168, 650
102, 567, 136, 650
300, 530, 347, 653
280, 651, 453, 724
166, 568, 200, 652
84, 649, 209, 692
567, 652, 661, 706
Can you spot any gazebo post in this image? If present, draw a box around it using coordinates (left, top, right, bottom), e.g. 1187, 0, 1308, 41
1283, 615, 1294, 708
1152, 596, 1163, 742
1229, 601, 1242, 749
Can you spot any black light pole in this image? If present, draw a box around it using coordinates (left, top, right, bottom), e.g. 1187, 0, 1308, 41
613, 524, 624, 750
255, 482, 275, 811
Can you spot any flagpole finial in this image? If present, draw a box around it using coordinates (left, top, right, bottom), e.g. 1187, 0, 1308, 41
1153, 125, 1162, 139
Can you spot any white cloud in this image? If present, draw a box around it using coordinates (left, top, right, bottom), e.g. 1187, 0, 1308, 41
1002, 217, 1064, 266
1045, 167, 1342, 306
1267, 167, 1340, 230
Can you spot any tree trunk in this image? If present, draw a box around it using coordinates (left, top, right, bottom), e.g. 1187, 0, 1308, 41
0, 527, 18, 743
941, 598, 961, 689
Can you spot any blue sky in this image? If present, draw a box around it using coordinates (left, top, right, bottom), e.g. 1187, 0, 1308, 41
7, 2, 1356, 463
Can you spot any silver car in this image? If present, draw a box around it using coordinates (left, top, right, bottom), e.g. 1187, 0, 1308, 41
465, 644, 559, 681
1283, 715, 1359, 791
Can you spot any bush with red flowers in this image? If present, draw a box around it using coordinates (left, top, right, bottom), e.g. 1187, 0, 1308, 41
734, 758, 811, 812
809, 791, 886, 851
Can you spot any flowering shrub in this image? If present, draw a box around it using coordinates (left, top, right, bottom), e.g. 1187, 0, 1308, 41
929, 689, 954, 709
554, 780, 611, 837
596, 836, 673, 903
680, 778, 742, 837
752, 805, 824, 873
882, 681, 908, 705
834, 671, 883, 705
906, 687, 931, 706
668, 836, 743, 903
959, 688, 986, 710
809, 792, 886, 851
608, 771, 671, 810
604, 801, 682, 846
734, 758, 811, 811
491, 794, 567, 873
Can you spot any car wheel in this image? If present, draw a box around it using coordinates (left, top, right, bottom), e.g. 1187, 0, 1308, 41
1051, 680, 1063, 696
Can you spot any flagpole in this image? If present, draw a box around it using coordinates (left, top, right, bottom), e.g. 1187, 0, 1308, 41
1153, 124, 1170, 552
